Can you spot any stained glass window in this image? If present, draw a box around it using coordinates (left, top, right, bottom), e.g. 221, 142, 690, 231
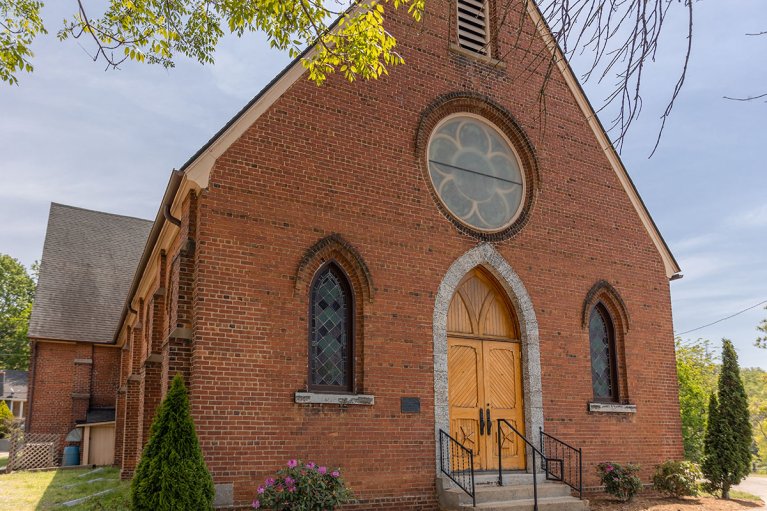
589, 304, 617, 401
310, 264, 352, 391
428, 115, 524, 232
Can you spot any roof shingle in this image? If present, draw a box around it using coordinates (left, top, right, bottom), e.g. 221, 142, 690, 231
28, 203, 152, 343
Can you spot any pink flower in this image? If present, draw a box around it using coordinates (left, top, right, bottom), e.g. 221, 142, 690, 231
331, 470, 340, 478
252, 499, 260, 509
605, 465, 614, 473
257, 486, 265, 495
306, 462, 316, 469
285, 476, 295, 487
288, 486, 296, 493
265, 477, 275, 487
288, 459, 298, 468
318, 466, 327, 475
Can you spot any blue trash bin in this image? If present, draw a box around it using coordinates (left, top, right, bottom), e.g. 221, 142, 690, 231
63, 445, 80, 466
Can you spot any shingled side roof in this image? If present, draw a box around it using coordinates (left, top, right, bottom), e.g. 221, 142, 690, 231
28, 203, 153, 343
1, 370, 28, 400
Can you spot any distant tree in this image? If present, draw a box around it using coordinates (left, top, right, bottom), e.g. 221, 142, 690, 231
702, 340, 753, 499
131, 374, 214, 511
742, 368, 767, 468
0, 255, 36, 370
756, 307, 766, 349
676, 338, 718, 462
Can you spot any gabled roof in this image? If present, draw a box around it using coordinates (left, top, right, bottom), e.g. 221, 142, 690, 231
114, 4, 681, 343
0, 370, 28, 400
174, 6, 679, 278
29, 203, 152, 343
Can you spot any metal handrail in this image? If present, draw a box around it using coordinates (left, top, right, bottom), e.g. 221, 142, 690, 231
438, 429, 476, 507
540, 428, 583, 499
497, 419, 545, 511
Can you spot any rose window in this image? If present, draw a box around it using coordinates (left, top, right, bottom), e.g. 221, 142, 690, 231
427, 115, 524, 232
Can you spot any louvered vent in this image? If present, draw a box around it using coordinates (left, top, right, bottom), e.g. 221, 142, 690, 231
457, 0, 488, 55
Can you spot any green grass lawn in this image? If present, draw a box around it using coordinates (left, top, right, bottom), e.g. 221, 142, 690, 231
0, 466, 130, 510
728, 489, 763, 501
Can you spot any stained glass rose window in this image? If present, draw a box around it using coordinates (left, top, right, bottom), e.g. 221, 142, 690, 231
428, 115, 524, 232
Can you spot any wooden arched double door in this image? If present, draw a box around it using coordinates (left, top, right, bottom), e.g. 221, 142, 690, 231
448, 268, 526, 471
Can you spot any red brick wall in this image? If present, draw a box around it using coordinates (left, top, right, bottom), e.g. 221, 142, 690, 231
111, 0, 682, 506
180, 1, 683, 507
92, 346, 120, 408
27, 341, 119, 448
27, 342, 76, 437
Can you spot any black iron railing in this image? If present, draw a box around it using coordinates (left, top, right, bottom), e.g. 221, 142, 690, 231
438, 429, 476, 507
497, 419, 546, 511
540, 428, 583, 499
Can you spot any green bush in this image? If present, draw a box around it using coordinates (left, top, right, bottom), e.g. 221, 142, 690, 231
597, 462, 642, 502
254, 459, 353, 510
652, 460, 702, 498
702, 340, 753, 499
0, 401, 13, 438
131, 374, 214, 511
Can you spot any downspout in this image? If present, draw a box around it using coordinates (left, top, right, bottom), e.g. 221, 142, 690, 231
25, 340, 38, 432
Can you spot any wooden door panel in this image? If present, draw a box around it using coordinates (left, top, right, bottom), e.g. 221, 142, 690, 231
448, 344, 480, 409
447, 269, 525, 472
448, 339, 485, 470
483, 341, 525, 470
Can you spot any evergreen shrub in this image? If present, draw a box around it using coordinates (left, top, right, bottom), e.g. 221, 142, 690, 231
131, 374, 214, 510
702, 340, 753, 499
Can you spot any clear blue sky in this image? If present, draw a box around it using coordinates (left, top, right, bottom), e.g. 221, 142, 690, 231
1, 1, 765, 368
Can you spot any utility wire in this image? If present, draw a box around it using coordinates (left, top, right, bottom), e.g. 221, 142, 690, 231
675, 299, 767, 337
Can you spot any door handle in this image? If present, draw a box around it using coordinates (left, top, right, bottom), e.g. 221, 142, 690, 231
479, 408, 485, 436
486, 408, 492, 436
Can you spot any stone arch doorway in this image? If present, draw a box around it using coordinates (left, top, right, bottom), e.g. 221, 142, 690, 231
448, 268, 526, 471
432, 243, 543, 472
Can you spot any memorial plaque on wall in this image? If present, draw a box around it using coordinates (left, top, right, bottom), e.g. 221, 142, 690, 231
400, 397, 421, 413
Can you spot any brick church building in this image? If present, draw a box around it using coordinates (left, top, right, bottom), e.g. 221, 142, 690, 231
27, 0, 684, 508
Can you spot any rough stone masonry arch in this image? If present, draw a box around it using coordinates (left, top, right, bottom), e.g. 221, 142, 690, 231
433, 243, 543, 471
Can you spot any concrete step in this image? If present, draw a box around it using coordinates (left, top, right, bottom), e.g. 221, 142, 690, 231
437, 475, 588, 511
459, 496, 589, 511
443, 483, 572, 506
474, 472, 551, 486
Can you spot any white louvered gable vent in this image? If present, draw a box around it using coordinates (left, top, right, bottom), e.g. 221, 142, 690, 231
457, 0, 489, 55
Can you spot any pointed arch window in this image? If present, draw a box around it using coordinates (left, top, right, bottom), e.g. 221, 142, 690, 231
309, 263, 354, 392
589, 303, 618, 402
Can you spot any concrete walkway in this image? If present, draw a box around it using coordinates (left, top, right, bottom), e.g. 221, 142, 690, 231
735, 475, 767, 507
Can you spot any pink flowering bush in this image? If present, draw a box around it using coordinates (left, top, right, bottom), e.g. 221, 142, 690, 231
252, 459, 353, 510
596, 462, 642, 502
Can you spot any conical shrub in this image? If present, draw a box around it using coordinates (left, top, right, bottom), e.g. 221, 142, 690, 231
702, 340, 753, 499
131, 374, 214, 510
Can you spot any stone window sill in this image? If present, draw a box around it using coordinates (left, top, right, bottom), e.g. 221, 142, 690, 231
294, 392, 375, 405
588, 402, 637, 414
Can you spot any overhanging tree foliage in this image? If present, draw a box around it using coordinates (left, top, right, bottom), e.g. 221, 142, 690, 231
0, 254, 36, 370
131, 374, 214, 511
0, 0, 710, 148
702, 339, 753, 499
